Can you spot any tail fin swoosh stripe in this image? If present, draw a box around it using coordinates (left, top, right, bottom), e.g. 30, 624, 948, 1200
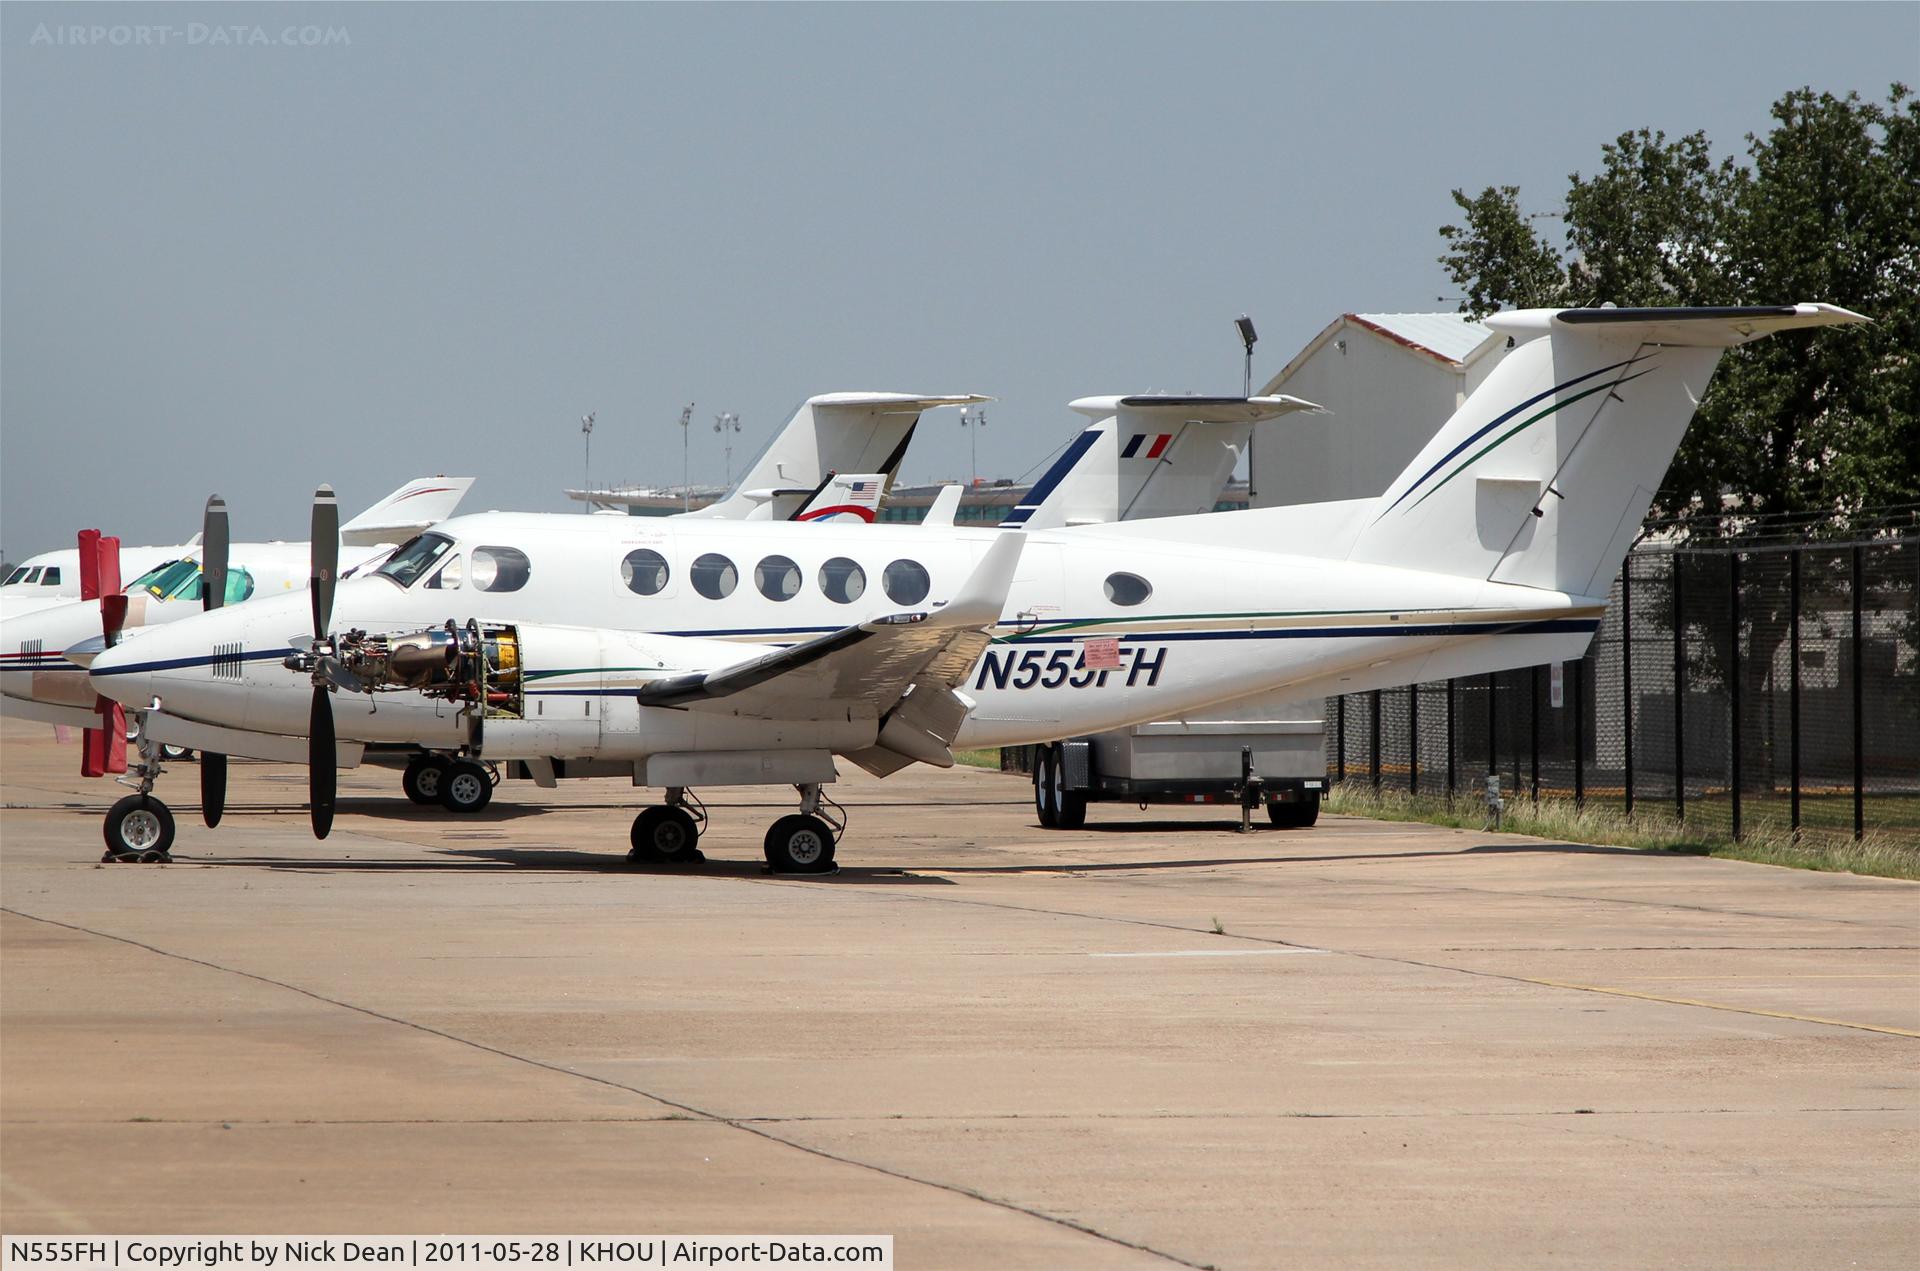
1406, 367, 1656, 514
1378, 353, 1649, 519
999, 430, 1102, 527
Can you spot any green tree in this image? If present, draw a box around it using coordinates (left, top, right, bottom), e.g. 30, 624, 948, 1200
1437, 84, 1919, 530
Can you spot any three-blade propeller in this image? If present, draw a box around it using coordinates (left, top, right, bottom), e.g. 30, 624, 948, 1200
200, 495, 229, 829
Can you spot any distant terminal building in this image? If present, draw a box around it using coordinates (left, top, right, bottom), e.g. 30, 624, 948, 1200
1251, 312, 1506, 509
567, 479, 1250, 524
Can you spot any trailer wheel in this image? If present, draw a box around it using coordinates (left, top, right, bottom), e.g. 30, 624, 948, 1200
1266, 792, 1320, 829
1051, 746, 1087, 829
1033, 747, 1059, 828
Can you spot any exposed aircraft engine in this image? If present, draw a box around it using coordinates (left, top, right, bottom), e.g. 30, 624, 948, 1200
289, 620, 524, 717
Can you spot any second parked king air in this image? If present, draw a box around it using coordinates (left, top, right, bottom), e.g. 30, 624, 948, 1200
80, 305, 1865, 870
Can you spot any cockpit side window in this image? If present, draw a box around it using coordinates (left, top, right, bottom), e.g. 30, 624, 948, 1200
2, 567, 28, 585
425, 554, 465, 590
40, 567, 60, 586
375, 533, 456, 588
130, 559, 202, 601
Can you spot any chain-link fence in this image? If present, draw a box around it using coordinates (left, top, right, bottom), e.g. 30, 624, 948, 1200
1331, 532, 1918, 844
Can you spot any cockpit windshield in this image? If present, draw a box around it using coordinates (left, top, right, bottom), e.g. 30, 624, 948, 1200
123, 560, 255, 604
128, 560, 200, 601
375, 533, 456, 588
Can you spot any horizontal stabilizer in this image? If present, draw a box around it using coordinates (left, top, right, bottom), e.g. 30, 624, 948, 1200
1487, 303, 1868, 348
340, 477, 476, 546
1069, 394, 1322, 423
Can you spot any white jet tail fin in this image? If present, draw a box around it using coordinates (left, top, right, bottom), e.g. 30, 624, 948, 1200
1005, 395, 1318, 529
1347, 304, 1867, 597
339, 477, 476, 546
690, 393, 987, 520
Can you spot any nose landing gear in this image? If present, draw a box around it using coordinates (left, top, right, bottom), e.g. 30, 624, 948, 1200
102, 724, 174, 862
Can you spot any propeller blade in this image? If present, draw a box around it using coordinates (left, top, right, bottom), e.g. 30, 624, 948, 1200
203, 495, 229, 612
309, 685, 336, 839
201, 752, 227, 828
310, 485, 339, 641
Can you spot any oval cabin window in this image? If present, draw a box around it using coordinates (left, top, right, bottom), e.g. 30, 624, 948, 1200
1103, 571, 1152, 606
818, 557, 867, 604
621, 549, 670, 596
882, 559, 931, 605
691, 553, 739, 600
755, 555, 802, 601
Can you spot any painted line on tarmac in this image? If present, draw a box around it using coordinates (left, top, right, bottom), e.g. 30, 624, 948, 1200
1515, 976, 1920, 1038
1090, 948, 1329, 958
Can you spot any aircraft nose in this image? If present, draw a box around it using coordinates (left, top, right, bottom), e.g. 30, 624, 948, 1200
87, 637, 154, 709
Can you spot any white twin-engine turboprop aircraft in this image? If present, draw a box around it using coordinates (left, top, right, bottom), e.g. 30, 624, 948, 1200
80, 304, 1864, 871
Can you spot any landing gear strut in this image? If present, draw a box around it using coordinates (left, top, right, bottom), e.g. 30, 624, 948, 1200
629, 787, 706, 864
103, 722, 174, 862
763, 783, 842, 874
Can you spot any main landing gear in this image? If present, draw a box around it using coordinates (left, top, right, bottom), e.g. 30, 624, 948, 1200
624, 783, 843, 873
402, 753, 496, 814
629, 787, 707, 864
103, 726, 175, 862
763, 784, 842, 874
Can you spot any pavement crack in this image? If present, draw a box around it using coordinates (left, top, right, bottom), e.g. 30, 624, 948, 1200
0, 906, 1206, 1269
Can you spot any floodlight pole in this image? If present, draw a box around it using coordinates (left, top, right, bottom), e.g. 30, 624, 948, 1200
714, 411, 741, 488
1237, 314, 1259, 500
961, 406, 986, 485
679, 403, 694, 512
580, 412, 595, 513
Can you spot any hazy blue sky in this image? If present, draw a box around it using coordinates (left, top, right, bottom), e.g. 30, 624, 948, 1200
3, 2, 1914, 556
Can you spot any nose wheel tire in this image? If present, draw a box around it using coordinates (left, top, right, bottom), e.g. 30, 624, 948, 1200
439, 760, 493, 814
103, 794, 175, 862
402, 755, 448, 806
763, 814, 836, 873
629, 806, 704, 863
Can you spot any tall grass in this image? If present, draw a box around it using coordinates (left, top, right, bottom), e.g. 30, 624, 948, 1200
1323, 783, 1920, 881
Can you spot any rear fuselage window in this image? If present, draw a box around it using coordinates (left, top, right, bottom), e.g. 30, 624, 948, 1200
819, 557, 866, 604
882, 559, 930, 605
1104, 572, 1152, 606
755, 555, 801, 601
622, 549, 670, 596
691, 553, 739, 600
471, 547, 532, 593
376, 533, 455, 588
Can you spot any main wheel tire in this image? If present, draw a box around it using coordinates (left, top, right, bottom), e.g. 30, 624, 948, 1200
439, 760, 493, 814
1266, 792, 1321, 829
402, 755, 448, 806
160, 743, 195, 762
1051, 745, 1088, 829
763, 814, 836, 873
104, 794, 175, 859
630, 806, 703, 863
1033, 746, 1059, 828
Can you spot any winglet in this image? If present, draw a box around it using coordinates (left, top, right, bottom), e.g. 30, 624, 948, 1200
932, 532, 1024, 629
921, 484, 963, 528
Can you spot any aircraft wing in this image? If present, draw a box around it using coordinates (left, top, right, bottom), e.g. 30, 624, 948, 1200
634, 534, 1023, 767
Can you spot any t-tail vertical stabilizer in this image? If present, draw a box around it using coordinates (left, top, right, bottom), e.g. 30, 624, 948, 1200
1347, 304, 1867, 597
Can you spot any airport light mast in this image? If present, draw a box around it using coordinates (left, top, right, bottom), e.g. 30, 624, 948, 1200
580, 412, 595, 513
961, 406, 987, 485
678, 402, 695, 512
1237, 314, 1258, 501
714, 411, 741, 488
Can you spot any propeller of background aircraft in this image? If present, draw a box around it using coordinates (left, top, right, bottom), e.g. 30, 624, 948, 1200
307, 486, 339, 838
199, 495, 228, 829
